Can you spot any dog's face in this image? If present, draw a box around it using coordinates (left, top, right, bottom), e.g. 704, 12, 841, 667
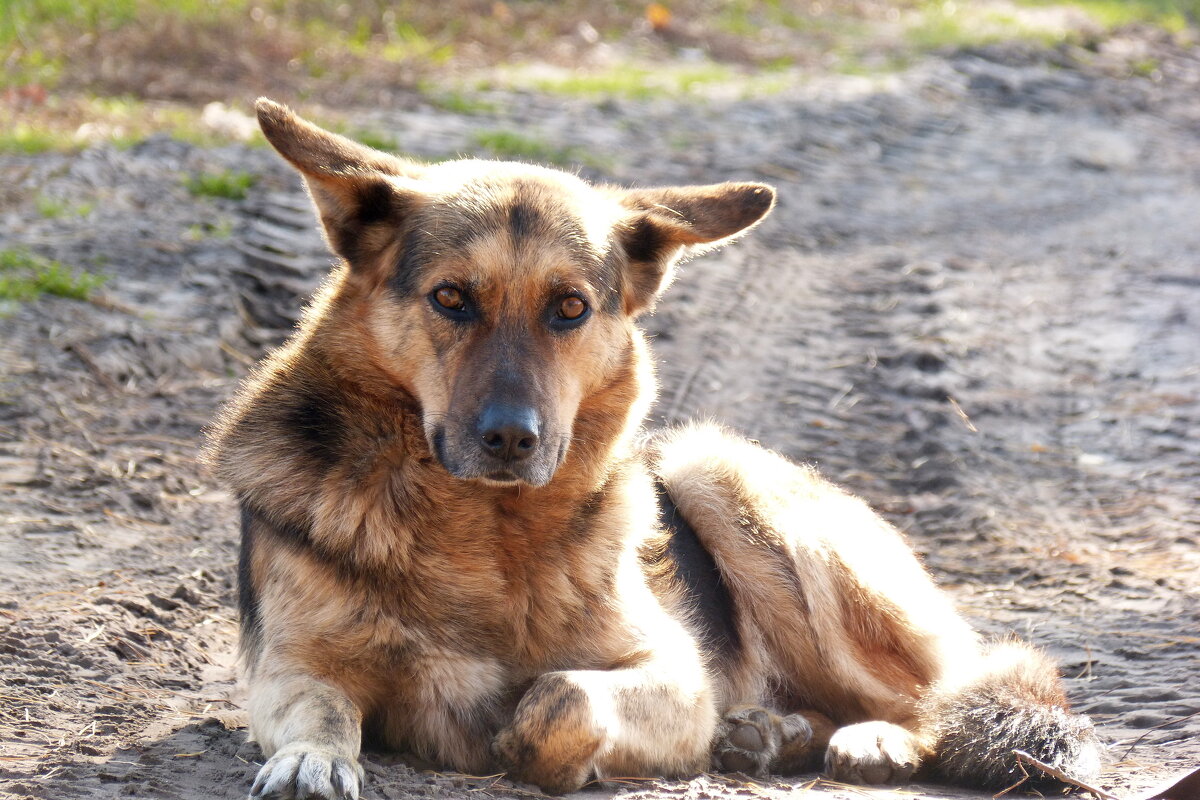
256, 99, 774, 486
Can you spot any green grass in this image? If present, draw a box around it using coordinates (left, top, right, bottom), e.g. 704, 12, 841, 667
184, 169, 257, 200
907, 2, 1067, 51
418, 85, 499, 115
0, 124, 76, 154
521, 62, 743, 101
184, 219, 234, 241
470, 129, 601, 168
0, 0, 251, 49
36, 195, 94, 218
350, 129, 401, 153
3, 0, 1199, 158
1014, 0, 1199, 32
0, 248, 106, 302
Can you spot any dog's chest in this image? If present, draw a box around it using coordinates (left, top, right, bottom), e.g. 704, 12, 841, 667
392, 531, 619, 669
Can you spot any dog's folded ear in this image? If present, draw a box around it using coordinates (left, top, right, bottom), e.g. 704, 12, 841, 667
617, 182, 775, 314
255, 97, 424, 267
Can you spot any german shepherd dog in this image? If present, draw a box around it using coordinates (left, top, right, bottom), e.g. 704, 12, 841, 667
207, 99, 1102, 800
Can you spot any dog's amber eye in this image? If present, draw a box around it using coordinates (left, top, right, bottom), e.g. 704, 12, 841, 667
435, 287, 464, 311
559, 296, 587, 320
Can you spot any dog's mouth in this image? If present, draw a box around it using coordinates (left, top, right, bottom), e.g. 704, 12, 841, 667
428, 423, 564, 488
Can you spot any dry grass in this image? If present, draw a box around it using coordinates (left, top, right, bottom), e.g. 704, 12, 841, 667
4, 1, 1197, 107
2, 1, 1197, 156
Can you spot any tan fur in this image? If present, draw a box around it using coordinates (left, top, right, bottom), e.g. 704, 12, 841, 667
207, 100, 1097, 800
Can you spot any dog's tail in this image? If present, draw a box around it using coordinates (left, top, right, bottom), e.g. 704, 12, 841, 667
922, 640, 1102, 789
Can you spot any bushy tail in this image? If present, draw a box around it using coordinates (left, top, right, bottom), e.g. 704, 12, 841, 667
922, 641, 1103, 789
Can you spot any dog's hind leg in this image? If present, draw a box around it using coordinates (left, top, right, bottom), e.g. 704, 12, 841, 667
653, 423, 1100, 787
652, 423, 978, 780
246, 672, 365, 800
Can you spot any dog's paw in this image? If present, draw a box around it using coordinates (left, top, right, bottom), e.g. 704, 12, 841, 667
250, 743, 363, 800
493, 672, 605, 794
825, 721, 921, 785
713, 705, 818, 777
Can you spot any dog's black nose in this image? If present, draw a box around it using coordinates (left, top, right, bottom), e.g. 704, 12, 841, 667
477, 404, 540, 463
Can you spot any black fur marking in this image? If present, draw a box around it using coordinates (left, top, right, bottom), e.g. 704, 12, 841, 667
284, 387, 343, 469
237, 504, 262, 650
309, 693, 361, 745
621, 217, 674, 309
241, 499, 313, 550
328, 226, 358, 265
508, 201, 545, 241
390, 240, 425, 297
564, 482, 608, 546
655, 480, 741, 661
623, 216, 668, 264
356, 179, 396, 226
594, 249, 626, 314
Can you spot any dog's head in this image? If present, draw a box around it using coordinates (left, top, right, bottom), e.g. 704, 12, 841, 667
257, 99, 774, 487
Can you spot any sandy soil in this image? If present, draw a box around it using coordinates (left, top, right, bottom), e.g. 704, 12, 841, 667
2, 38, 1198, 800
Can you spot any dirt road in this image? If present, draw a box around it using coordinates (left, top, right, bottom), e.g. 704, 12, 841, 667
1, 39, 1197, 800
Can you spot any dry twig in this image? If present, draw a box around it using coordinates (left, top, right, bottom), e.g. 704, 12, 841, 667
996, 750, 1119, 800
65, 341, 123, 394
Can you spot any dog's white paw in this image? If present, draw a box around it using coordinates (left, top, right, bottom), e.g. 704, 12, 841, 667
250, 743, 363, 800
825, 721, 920, 785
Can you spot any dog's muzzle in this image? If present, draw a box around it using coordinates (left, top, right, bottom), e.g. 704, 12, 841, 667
476, 403, 540, 469
430, 403, 560, 486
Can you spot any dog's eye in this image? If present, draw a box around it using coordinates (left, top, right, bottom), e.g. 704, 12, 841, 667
429, 285, 476, 322
548, 294, 590, 332
434, 287, 465, 311
558, 296, 587, 320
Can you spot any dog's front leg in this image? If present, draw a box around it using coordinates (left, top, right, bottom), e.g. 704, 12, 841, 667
494, 657, 715, 794
246, 671, 365, 800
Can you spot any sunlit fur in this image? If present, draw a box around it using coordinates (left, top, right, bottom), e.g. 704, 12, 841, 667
206, 100, 1100, 800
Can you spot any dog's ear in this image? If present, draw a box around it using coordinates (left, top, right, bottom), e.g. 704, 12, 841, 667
617, 182, 775, 314
255, 97, 424, 266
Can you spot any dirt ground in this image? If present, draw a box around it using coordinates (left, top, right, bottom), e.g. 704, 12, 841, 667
2, 35, 1199, 800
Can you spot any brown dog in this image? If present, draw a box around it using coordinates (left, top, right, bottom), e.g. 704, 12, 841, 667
206, 99, 1102, 800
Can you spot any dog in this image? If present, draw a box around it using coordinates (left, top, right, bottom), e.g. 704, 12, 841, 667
206, 99, 1102, 800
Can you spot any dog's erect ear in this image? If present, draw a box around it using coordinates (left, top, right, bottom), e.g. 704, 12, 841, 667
616, 182, 775, 314
255, 98, 424, 266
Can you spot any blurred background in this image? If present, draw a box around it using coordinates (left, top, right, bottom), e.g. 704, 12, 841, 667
3, 0, 1198, 153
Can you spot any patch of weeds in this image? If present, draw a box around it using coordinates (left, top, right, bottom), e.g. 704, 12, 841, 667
380, 21, 456, 64
3, 48, 65, 86
525, 62, 740, 100
906, 2, 1065, 52
470, 129, 600, 168
351, 129, 400, 152
714, 0, 838, 37
0, 248, 106, 303
184, 219, 234, 241
418, 84, 499, 115
0, 124, 76, 155
184, 169, 257, 201
1014, 0, 1196, 33
1129, 56, 1162, 77
36, 195, 94, 219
